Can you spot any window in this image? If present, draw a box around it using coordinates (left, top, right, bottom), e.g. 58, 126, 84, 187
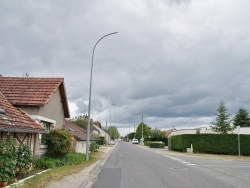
41, 121, 51, 145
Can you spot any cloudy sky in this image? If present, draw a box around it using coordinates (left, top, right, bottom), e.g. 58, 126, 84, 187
1, 0, 250, 136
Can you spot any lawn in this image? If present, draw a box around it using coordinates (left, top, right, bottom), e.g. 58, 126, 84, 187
13, 150, 104, 188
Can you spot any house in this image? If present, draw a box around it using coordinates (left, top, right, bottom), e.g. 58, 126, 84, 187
170, 126, 250, 137
0, 76, 70, 157
0, 92, 46, 157
170, 127, 215, 137
64, 119, 96, 153
165, 128, 177, 138
93, 123, 110, 143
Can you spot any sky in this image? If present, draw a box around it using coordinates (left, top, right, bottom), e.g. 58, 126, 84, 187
1, 0, 250, 136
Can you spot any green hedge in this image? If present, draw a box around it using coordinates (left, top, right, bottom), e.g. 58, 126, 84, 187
149, 142, 165, 148
144, 137, 168, 146
171, 134, 250, 155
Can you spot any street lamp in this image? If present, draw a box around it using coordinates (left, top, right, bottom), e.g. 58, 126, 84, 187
110, 102, 118, 140
86, 32, 118, 161
141, 115, 144, 145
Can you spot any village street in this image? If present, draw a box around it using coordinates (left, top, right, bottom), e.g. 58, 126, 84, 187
45, 141, 250, 188
91, 142, 250, 188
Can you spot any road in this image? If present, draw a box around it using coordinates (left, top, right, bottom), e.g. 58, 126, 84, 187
91, 141, 250, 188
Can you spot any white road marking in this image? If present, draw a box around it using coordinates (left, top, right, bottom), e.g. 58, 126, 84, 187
164, 155, 196, 166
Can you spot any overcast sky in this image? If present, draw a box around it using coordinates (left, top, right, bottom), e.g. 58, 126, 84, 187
1, 0, 250, 136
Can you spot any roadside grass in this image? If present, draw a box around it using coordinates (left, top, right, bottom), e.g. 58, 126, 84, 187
19, 150, 104, 188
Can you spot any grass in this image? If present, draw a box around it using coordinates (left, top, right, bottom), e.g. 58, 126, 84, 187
18, 150, 104, 188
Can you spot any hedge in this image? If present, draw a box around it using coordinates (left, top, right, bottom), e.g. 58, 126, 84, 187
171, 134, 250, 155
149, 142, 165, 148
144, 137, 168, 146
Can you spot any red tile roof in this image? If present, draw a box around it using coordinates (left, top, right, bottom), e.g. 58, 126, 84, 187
64, 120, 96, 141
0, 92, 46, 133
0, 77, 70, 118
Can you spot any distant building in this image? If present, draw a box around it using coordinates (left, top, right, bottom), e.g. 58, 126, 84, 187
64, 120, 96, 154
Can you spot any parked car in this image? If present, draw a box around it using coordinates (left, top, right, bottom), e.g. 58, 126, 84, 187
108, 140, 115, 145
132, 139, 139, 144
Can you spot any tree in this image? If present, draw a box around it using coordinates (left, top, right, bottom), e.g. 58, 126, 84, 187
151, 126, 165, 141
70, 115, 89, 129
135, 122, 151, 139
233, 107, 250, 127
108, 126, 120, 140
127, 132, 135, 140
211, 101, 234, 133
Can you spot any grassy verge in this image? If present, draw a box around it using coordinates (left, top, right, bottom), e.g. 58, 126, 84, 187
18, 150, 104, 188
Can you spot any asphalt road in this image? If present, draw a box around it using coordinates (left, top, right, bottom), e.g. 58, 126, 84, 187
91, 141, 250, 188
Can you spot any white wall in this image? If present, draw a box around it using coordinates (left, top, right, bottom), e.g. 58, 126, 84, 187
75, 141, 87, 154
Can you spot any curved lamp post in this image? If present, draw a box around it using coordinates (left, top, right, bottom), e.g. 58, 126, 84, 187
86, 32, 118, 161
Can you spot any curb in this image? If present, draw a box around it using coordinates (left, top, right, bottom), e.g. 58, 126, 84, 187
6, 169, 50, 188
78, 145, 117, 188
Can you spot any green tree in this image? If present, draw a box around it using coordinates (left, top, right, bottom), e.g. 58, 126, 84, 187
211, 101, 234, 133
127, 132, 135, 140
233, 107, 250, 127
135, 122, 151, 139
70, 115, 89, 129
108, 126, 120, 139
151, 126, 165, 141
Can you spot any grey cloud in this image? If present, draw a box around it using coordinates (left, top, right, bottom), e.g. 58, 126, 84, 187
1, 0, 250, 135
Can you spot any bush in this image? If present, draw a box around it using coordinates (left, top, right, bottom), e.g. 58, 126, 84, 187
90, 141, 99, 152
144, 137, 168, 146
34, 152, 89, 169
162, 138, 168, 146
97, 136, 105, 145
15, 145, 33, 179
0, 139, 34, 182
144, 141, 152, 146
0, 139, 17, 182
149, 142, 165, 148
45, 129, 73, 157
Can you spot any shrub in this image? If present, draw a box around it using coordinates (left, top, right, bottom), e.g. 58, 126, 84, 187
144, 137, 168, 146
90, 141, 99, 152
45, 129, 73, 157
34, 152, 88, 169
149, 142, 165, 148
0, 139, 17, 182
144, 141, 152, 146
15, 145, 33, 179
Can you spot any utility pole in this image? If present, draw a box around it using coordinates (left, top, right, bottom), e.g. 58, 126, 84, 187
142, 115, 144, 145
237, 126, 241, 158
105, 121, 107, 143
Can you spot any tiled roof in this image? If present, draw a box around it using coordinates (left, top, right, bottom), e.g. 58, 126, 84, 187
64, 120, 96, 141
0, 92, 46, 133
0, 77, 70, 118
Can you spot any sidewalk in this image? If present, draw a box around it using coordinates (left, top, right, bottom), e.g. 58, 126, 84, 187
46, 145, 116, 188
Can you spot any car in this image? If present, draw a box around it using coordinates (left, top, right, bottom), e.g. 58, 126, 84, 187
108, 140, 115, 145
132, 139, 139, 144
